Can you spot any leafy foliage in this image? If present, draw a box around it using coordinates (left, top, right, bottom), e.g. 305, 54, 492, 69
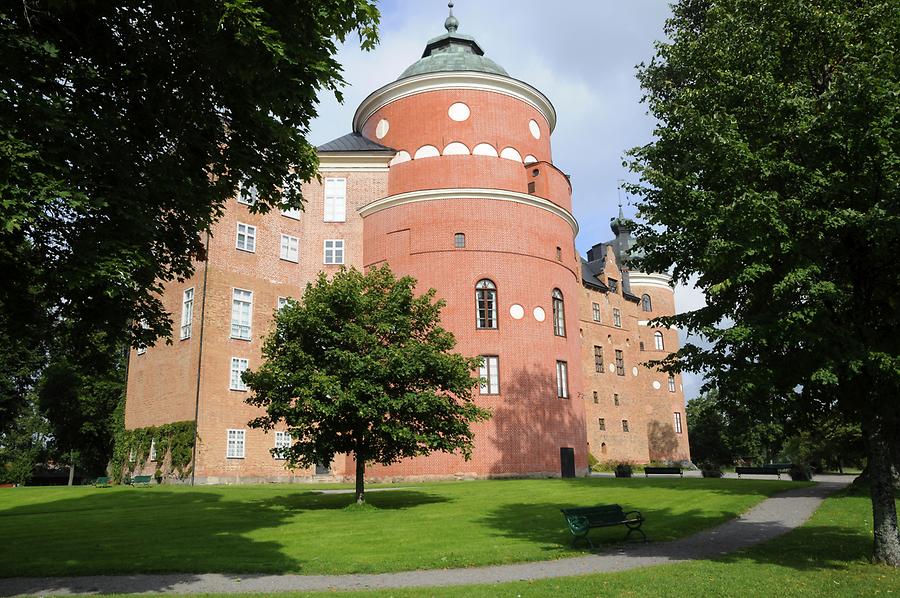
0, 397, 50, 485
627, 0, 900, 563
111, 420, 196, 483
244, 265, 490, 502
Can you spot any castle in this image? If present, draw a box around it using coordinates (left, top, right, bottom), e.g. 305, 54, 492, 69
124, 8, 691, 483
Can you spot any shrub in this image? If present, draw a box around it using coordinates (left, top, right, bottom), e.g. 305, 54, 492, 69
615, 463, 633, 478
790, 464, 813, 481
701, 462, 724, 478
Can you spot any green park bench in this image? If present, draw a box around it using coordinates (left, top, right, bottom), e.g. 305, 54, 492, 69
560, 504, 646, 548
92, 476, 111, 487
735, 466, 781, 479
644, 466, 683, 477
130, 475, 154, 486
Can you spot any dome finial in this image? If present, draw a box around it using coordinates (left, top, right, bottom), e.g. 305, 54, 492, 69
445, 1, 459, 33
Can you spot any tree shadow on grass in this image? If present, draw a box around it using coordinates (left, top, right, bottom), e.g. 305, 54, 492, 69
254, 489, 450, 512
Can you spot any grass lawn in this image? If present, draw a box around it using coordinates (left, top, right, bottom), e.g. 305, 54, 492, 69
0, 477, 799, 578
207, 484, 897, 598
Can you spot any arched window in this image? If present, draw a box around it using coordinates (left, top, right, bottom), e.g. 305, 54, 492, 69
654, 331, 665, 351
475, 279, 497, 329
642, 294, 652, 312
552, 288, 566, 337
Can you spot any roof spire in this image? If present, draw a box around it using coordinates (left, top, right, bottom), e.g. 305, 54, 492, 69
445, 1, 459, 33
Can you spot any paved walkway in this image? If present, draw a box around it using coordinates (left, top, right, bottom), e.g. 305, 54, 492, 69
0, 476, 851, 596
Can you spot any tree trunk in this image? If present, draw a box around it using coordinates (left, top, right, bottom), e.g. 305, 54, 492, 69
67, 455, 75, 487
354, 456, 365, 505
865, 416, 900, 566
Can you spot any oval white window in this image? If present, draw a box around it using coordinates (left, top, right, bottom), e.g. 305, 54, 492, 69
510, 304, 525, 320
500, 147, 522, 162
473, 143, 498, 157
375, 118, 390, 139
533, 306, 546, 322
652, 380, 662, 390
414, 145, 440, 159
448, 102, 471, 122
443, 142, 470, 156
524, 154, 538, 164
632, 366, 639, 377
529, 119, 541, 139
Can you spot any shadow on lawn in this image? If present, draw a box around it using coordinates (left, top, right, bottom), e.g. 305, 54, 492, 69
0, 487, 444, 592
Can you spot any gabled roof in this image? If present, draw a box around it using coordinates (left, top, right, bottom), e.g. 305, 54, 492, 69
317, 133, 394, 153
580, 258, 609, 292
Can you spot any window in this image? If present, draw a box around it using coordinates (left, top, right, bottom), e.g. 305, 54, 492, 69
556, 361, 569, 399
230, 357, 249, 391
613, 308, 622, 328
476, 279, 497, 329
315, 461, 332, 475
615, 350, 625, 376
226, 429, 245, 458
454, 233, 466, 248
324, 178, 347, 222
608, 278, 619, 293
237, 184, 258, 205
231, 289, 253, 340
280, 234, 299, 262
614, 393, 620, 406
598, 418, 606, 431
479, 355, 500, 395
593, 391, 599, 404
668, 374, 676, 393
642, 294, 652, 312
552, 289, 566, 337
527, 181, 536, 194
592, 302, 601, 322
654, 331, 665, 351
282, 205, 301, 219
148, 439, 157, 462
555, 246, 562, 261
323, 239, 344, 264
593, 345, 604, 373
136, 320, 148, 354
180, 288, 194, 340
277, 296, 290, 311
622, 419, 630, 433
274, 431, 291, 459
674, 412, 683, 434
236, 222, 256, 252
640, 341, 645, 351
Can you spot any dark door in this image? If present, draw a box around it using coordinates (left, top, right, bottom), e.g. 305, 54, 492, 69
560, 447, 575, 478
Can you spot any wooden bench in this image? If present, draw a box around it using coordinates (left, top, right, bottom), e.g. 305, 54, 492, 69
644, 466, 683, 477
560, 504, 646, 547
92, 476, 111, 487
130, 475, 153, 486
735, 466, 781, 479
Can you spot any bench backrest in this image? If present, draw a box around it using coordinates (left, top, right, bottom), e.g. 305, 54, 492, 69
562, 504, 626, 525
736, 466, 778, 473
645, 467, 681, 474
133, 475, 152, 482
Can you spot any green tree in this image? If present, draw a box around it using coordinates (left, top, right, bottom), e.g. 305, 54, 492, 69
628, 0, 900, 564
685, 392, 731, 465
244, 266, 491, 504
0, 396, 50, 485
0, 0, 379, 378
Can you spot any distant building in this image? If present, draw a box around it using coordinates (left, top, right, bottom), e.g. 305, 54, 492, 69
124, 9, 690, 483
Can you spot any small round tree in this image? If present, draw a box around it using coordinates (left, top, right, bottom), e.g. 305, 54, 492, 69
243, 265, 490, 504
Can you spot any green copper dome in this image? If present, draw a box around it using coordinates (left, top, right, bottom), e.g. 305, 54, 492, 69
397, 4, 508, 80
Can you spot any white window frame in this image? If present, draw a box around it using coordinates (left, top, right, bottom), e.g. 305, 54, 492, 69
654, 331, 665, 351
236, 222, 256, 253
226, 429, 245, 459
237, 184, 258, 206
280, 234, 299, 263
556, 360, 569, 399
180, 287, 194, 340
274, 431, 291, 460
148, 439, 157, 462
282, 205, 301, 220
674, 412, 683, 434
323, 239, 345, 265
592, 302, 601, 322
230, 357, 249, 391
479, 355, 500, 395
231, 288, 253, 340
668, 374, 676, 393
324, 177, 347, 222
613, 308, 622, 328
277, 296, 291, 311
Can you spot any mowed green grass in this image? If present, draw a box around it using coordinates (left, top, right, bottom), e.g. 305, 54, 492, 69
208, 485, 897, 598
0, 477, 800, 578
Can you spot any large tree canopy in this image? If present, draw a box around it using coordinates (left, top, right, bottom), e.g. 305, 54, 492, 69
0, 1, 379, 426
628, 0, 899, 564
244, 266, 490, 504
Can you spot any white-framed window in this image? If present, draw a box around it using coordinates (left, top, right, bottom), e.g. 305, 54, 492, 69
476, 279, 498, 329
237, 184, 258, 206
556, 360, 569, 399
277, 296, 291, 311
236, 222, 256, 252
668, 374, 677, 393
654, 331, 665, 351
231, 288, 253, 340
274, 431, 291, 459
324, 178, 347, 222
642, 294, 653, 312
674, 412, 683, 434
230, 357, 249, 391
592, 302, 601, 322
552, 289, 566, 337
226, 429, 245, 458
282, 205, 301, 220
479, 355, 500, 395
136, 320, 148, 354
613, 308, 622, 328
148, 439, 157, 462
180, 287, 194, 340
323, 239, 344, 265
280, 234, 299, 262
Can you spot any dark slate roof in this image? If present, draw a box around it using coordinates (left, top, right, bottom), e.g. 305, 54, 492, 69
317, 133, 394, 153
580, 258, 609, 292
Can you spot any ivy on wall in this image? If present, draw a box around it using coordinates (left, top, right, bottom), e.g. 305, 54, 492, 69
111, 420, 196, 482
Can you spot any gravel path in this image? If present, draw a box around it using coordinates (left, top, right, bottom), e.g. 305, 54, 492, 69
0, 476, 851, 596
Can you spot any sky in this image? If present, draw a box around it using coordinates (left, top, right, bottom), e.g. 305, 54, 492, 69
306, 0, 708, 401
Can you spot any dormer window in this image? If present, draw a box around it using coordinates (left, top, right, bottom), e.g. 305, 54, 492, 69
607, 278, 619, 293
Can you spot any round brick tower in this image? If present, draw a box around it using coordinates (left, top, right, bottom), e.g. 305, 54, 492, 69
357, 8, 588, 478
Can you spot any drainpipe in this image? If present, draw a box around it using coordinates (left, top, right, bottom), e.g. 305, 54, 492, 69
190, 232, 211, 486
